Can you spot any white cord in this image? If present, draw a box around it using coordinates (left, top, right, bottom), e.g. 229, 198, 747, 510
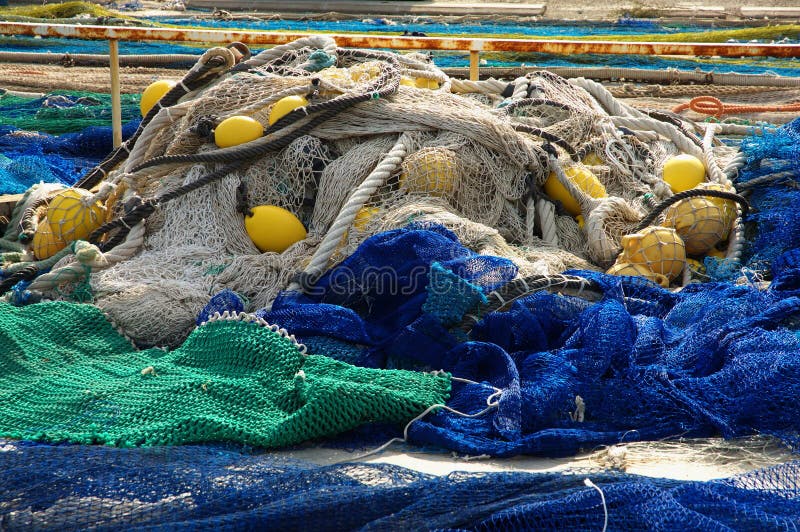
584, 478, 608, 532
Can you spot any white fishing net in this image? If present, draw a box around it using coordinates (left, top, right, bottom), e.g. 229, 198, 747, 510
7, 36, 739, 347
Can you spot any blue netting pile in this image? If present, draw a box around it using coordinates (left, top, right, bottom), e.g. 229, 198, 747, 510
0, 120, 138, 194
244, 223, 800, 457
736, 118, 800, 274
1, 439, 799, 530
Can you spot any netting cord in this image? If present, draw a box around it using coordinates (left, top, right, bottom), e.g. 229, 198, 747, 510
0, 264, 38, 295
28, 224, 145, 293
16, 197, 47, 243
75, 46, 239, 190
293, 133, 411, 292
230, 35, 336, 72
632, 189, 750, 233
570, 77, 646, 119
514, 124, 577, 158
584, 478, 609, 532
130, 50, 400, 173
459, 274, 601, 333
338, 375, 502, 464
611, 116, 704, 162
645, 110, 703, 148
501, 97, 580, 115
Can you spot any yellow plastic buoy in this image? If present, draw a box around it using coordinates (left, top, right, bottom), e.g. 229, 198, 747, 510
349, 62, 381, 82
353, 207, 380, 231
662, 154, 706, 193
140, 80, 176, 117
606, 261, 669, 288
620, 226, 686, 281
686, 258, 706, 275
399, 148, 458, 196
576, 214, 585, 229
268, 95, 308, 126
414, 77, 440, 90
695, 182, 737, 238
46, 188, 106, 243
400, 76, 416, 87
244, 205, 307, 253
663, 196, 727, 256
32, 222, 67, 260
543, 166, 607, 217
581, 152, 605, 166
214, 116, 264, 149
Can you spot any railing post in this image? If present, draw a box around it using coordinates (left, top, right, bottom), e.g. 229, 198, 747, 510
108, 39, 122, 148
469, 40, 483, 81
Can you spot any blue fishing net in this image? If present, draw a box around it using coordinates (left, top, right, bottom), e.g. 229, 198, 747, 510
1, 438, 799, 530
255, 223, 800, 457
0, 120, 139, 194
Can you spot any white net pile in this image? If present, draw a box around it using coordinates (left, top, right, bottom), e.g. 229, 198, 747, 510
5, 36, 741, 347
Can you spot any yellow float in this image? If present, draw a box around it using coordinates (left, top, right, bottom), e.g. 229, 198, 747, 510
353, 207, 380, 231
399, 148, 458, 196
214, 116, 264, 149
581, 152, 605, 166
268, 95, 308, 126
619, 226, 686, 281
662, 154, 706, 193
244, 205, 307, 253
695, 182, 737, 238
46, 188, 106, 243
663, 196, 727, 255
606, 261, 669, 288
543, 166, 607, 217
140, 80, 176, 117
31, 222, 67, 260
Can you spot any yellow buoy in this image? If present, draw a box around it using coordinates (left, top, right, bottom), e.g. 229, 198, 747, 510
686, 258, 706, 275
399, 147, 459, 196
414, 77, 440, 90
707, 247, 727, 259
695, 182, 737, 238
214, 116, 264, 149
543, 166, 607, 217
244, 205, 307, 253
140, 80, 176, 117
576, 214, 585, 229
349, 62, 381, 82
400, 76, 416, 87
581, 152, 605, 166
46, 188, 106, 243
32, 222, 67, 260
353, 207, 380, 231
662, 154, 706, 193
620, 226, 686, 281
606, 261, 669, 288
268, 95, 308, 126
663, 196, 727, 255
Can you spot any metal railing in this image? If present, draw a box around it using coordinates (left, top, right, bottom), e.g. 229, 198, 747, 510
2, 21, 800, 147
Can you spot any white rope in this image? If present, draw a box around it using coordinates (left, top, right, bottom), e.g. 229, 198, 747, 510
611, 116, 704, 160
510, 76, 529, 100
584, 478, 609, 532
244, 35, 337, 69
536, 197, 559, 246
702, 124, 731, 187
28, 222, 146, 292
525, 197, 536, 240
124, 104, 190, 173
449, 77, 507, 95
297, 133, 410, 282
570, 77, 646, 119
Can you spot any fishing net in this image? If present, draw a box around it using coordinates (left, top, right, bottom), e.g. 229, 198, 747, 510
0, 36, 745, 349
1, 440, 800, 530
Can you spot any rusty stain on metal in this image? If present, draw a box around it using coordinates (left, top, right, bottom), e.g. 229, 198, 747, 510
0, 22, 799, 58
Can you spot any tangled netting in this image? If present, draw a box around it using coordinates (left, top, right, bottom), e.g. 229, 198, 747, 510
733, 117, 800, 276
0, 36, 742, 349
2, 440, 800, 530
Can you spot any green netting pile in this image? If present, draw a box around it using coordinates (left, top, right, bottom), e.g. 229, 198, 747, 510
0, 90, 140, 135
0, 301, 450, 447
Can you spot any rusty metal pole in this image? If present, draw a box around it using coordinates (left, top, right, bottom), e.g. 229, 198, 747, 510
109, 39, 122, 148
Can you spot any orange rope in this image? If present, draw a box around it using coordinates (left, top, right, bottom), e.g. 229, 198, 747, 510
672, 95, 800, 118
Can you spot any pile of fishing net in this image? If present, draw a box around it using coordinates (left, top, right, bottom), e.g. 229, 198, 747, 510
2, 36, 800, 529
0, 35, 746, 347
